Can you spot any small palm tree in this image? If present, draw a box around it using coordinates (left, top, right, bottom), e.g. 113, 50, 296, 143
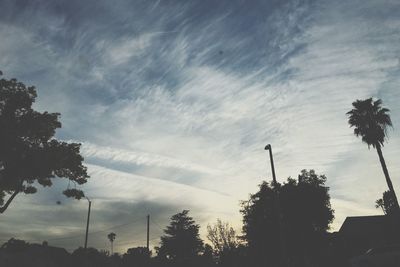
347, 98, 399, 210
375, 198, 386, 214
107, 232, 116, 254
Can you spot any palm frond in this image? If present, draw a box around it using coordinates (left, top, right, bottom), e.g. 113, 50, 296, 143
346, 98, 392, 147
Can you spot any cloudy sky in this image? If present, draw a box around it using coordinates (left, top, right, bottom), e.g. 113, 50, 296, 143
1, 0, 400, 253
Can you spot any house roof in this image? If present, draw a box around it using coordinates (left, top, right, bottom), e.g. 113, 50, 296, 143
339, 215, 390, 238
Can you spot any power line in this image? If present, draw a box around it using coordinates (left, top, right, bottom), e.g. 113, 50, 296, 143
86, 218, 144, 236
150, 217, 164, 232
1, 216, 148, 244
1, 214, 164, 253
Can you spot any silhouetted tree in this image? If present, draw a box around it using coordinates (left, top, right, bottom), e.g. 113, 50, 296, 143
207, 219, 238, 255
0, 74, 89, 213
0, 238, 71, 267
347, 98, 399, 210
281, 170, 334, 266
156, 210, 204, 267
72, 247, 111, 267
375, 198, 385, 213
375, 190, 397, 215
108, 232, 116, 254
200, 244, 216, 267
240, 180, 280, 267
1, 238, 29, 251
122, 246, 151, 267
207, 219, 239, 266
241, 170, 334, 267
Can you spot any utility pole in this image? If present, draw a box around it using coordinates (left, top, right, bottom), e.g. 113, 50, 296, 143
84, 197, 92, 249
146, 214, 150, 251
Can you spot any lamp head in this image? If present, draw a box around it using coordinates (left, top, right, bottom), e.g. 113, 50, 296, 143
265, 144, 271, 150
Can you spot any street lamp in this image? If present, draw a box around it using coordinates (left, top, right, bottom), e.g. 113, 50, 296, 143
265, 144, 277, 184
84, 196, 92, 249
265, 144, 286, 267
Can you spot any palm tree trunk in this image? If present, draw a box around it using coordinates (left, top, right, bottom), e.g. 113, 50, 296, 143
376, 144, 400, 210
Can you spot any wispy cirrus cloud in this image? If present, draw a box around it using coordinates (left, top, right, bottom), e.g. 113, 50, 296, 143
0, 0, 400, 253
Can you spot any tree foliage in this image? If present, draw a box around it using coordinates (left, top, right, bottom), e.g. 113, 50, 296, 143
207, 219, 245, 267
347, 98, 399, 210
241, 169, 334, 267
156, 210, 204, 267
375, 190, 397, 215
107, 232, 116, 254
206, 219, 238, 257
122, 247, 151, 267
347, 98, 392, 148
107, 233, 116, 243
0, 74, 89, 213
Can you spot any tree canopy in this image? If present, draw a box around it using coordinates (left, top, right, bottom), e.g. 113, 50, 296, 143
347, 98, 399, 210
207, 219, 243, 267
206, 219, 238, 256
107, 232, 116, 254
241, 169, 334, 267
156, 210, 204, 267
347, 98, 392, 148
123, 247, 151, 267
0, 74, 89, 213
375, 190, 397, 216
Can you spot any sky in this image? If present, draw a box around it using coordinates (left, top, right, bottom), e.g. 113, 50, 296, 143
1, 0, 400, 253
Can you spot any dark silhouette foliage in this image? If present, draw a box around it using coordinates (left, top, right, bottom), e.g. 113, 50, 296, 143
376, 190, 397, 216
71, 247, 113, 267
122, 246, 151, 267
0, 238, 71, 267
347, 98, 399, 210
207, 219, 238, 255
108, 232, 116, 254
156, 210, 204, 267
241, 169, 334, 267
207, 219, 242, 266
347, 98, 392, 148
0, 74, 89, 213
200, 244, 216, 267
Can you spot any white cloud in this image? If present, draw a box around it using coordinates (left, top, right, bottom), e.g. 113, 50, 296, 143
1, 0, 400, 253
81, 142, 218, 174
107, 34, 153, 65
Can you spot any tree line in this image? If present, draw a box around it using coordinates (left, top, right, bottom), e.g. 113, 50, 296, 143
1, 170, 335, 267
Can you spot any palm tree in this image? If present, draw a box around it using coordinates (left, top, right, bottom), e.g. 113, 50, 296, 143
107, 232, 116, 254
347, 98, 399, 210
375, 198, 386, 214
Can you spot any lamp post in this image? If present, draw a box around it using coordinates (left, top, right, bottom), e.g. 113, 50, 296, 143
84, 196, 92, 249
265, 144, 286, 267
265, 144, 277, 184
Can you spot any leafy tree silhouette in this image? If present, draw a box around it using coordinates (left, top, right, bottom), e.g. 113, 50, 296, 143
156, 210, 204, 267
347, 98, 399, 210
207, 219, 239, 266
122, 247, 151, 267
200, 244, 216, 267
72, 247, 111, 267
0, 238, 71, 267
240, 180, 280, 267
0, 73, 89, 213
241, 170, 334, 267
376, 190, 397, 215
107, 232, 116, 255
207, 219, 238, 255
